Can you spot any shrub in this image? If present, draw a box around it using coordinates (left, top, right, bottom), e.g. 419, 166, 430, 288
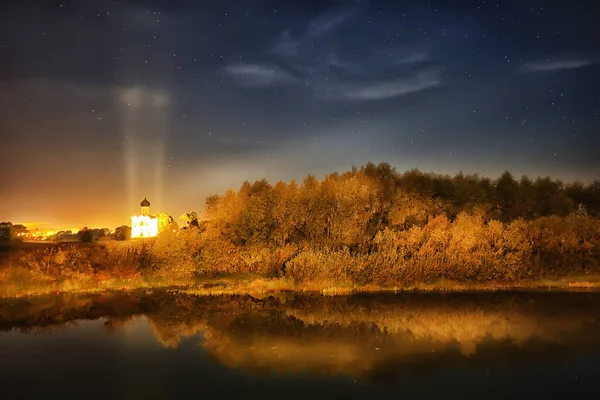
285, 248, 366, 287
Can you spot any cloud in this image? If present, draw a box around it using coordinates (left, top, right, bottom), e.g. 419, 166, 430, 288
271, 30, 301, 57
306, 9, 354, 36
223, 63, 297, 87
518, 58, 595, 73
271, 8, 354, 57
236, 6, 440, 102
396, 52, 430, 65
325, 53, 360, 73
288, 53, 361, 78
329, 69, 442, 101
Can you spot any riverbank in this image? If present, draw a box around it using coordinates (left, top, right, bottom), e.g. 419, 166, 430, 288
2, 221, 600, 299
2, 270, 600, 299
179, 273, 600, 296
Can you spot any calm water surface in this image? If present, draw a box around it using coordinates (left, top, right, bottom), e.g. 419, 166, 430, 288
1, 290, 599, 399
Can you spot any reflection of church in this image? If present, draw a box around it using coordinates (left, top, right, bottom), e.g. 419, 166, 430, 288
131, 197, 159, 238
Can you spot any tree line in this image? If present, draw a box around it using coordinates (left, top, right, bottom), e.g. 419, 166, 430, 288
5, 162, 599, 293
143, 162, 599, 286
199, 163, 599, 250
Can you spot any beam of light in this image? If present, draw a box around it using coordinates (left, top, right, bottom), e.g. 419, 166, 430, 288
120, 86, 143, 216
119, 87, 170, 218
151, 91, 169, 209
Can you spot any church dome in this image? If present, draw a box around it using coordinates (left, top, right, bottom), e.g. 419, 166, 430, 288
140, 197, 151, 207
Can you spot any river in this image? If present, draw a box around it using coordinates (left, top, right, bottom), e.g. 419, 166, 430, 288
1, 290, 599, 399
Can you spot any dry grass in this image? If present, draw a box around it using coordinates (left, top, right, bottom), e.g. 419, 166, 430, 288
0, 242, 188, 298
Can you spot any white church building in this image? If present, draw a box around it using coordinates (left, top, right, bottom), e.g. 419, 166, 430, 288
131, 197, 159, 238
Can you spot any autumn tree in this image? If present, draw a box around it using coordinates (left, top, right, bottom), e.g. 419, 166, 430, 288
157, 212, 178, 234
78, 227, 93, 243
321, 174, 371, 246
114, 225, 131, 241
494, 171, 521, 221
271, 181, 302, 245
236, 179, 274, 245
180, 211, 200, 228
360, 162, 399, 230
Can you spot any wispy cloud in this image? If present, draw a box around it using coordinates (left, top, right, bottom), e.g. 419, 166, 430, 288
223, 63, 297, 87
271, 8, 354, 57
271, 30, 301, 57
306, 9, 354, 36
328, 69, 442, 101
518, 57, 595, 74
288, 53, 362, 78
395, 51, 430, 65
325, 53, 360, 72
234, 6, 440, 101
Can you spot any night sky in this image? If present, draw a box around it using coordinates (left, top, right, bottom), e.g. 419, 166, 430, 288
1, 0, 598, 229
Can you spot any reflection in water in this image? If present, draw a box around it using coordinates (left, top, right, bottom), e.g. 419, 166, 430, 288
1, 291, 599, 397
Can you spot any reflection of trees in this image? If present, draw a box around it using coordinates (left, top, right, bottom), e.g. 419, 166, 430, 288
0, 292, 149, 332
13, 321, 80, 336
2, 292, 600, 380
282, 293, 590, 354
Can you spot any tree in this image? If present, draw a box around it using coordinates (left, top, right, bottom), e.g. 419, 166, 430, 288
361, 162, 399, 229
271, 181, 302, 245
9, 224, 28, 239
157, 212, 177, 233
299, 175, 327, 242
589, 181, 600, 216
390, 191, 446, 229
532, 177, 573, 217
495, 171, 520, 221
78, 227, 93, 243
180, 211, 199, 228
323, 175, 371, 246
114, 225, 132, 241
234, 179, 274, 245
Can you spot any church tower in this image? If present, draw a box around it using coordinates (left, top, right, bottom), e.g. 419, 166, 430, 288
141, 197, 150, 216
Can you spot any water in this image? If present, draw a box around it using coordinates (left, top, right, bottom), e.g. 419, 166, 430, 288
1, 291, 599, 399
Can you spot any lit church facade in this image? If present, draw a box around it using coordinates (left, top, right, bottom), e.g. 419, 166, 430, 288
131, 197, 159, 238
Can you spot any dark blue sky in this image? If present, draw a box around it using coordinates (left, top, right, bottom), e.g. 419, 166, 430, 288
1, 0, 598, 227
